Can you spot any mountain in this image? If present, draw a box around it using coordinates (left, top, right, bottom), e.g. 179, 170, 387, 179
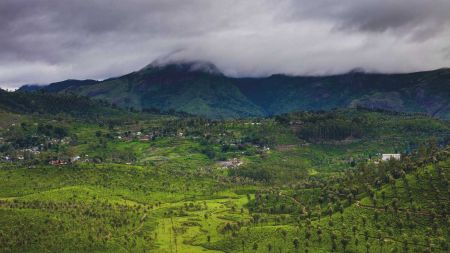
17, 79, 99, 93
17, 84, 44, 92
236, 68, 450, 118
18, 62, 450, 119
35, 61, 265, 118
0, 88, 119, 118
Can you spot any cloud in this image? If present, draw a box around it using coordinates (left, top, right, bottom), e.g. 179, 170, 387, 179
284, 1, 450, 34
1, 0, 449, 89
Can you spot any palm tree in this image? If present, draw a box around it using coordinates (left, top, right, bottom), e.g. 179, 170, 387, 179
280, 229, 287, 243
391, 198, 399, 213
328, 219, 334, 228
411, 235, 419, 250
327, 204, 333, 218
305, 230, 311, 241
316, 227, 322, 242
364, 231, 369, 242
253, 242, 258, 252
267, 243, 272, 252
402, 242, 408, 253
378, 232, 384, 253
330, 232, 337, 251
341, 235, 350, 252
331, 240, 337, 252
362, 216, 367, 227
365, 242, 371, 253
293, 238, 300, 252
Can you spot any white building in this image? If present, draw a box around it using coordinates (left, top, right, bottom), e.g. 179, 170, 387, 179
71, 156, 81, 162
382, 154, 401, 161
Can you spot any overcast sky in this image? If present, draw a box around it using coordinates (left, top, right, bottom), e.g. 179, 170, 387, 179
1, 0, 450, 89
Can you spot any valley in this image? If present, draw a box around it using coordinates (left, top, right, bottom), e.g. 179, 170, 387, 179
0, 91, 448, 252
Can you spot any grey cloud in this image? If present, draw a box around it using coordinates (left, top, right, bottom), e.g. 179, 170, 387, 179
285, 0, 450, 36
0, 0, 449, 89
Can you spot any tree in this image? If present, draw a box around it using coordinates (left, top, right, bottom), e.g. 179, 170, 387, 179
305, 230, 311, 241
280, 229, 287, 243
341, 235, 351, 252
391, 198, 399, 213
253, 242, 258, 252
316, 227, 323, 242
293, 238, 300, 252
366, 242, 371, 253
252, 214, 261, 225
378, 231, 384, 253
402, 239, 409, 253
364, 231, 369, 242
352, 225, 357, 237
267, 243, 272, 252
328, 204, 334, 218
411, 236, 420, 251
331, 240, 337, 252
330, 231, 337, 251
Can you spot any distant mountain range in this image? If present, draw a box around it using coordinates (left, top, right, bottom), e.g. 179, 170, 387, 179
17, 61, 450, 119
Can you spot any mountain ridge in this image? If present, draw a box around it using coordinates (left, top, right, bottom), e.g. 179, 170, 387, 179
16, 61, 450, 119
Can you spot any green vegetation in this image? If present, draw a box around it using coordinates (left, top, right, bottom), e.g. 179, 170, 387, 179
0, 91, 449, 252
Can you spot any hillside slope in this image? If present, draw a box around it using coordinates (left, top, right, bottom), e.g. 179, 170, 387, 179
18, 79, 99, 93
236, 69, 450, 118
0, 88, 121, 118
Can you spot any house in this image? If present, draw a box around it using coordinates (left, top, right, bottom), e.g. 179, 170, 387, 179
381, 154, 401, 161
218, 158, 243, 168
23, 148, 40, 155
139, 135, 151, 141
289, 121, 304, 125
71, 156, 81, 163
49, 160, 68, 165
